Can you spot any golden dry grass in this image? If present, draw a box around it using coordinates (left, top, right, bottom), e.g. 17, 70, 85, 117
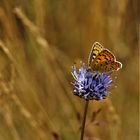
0, 0, 139, 140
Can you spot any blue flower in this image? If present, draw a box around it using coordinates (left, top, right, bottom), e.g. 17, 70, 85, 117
71, 63, 113, 100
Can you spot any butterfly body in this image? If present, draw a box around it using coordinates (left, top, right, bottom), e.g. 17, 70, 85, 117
88, 42, 122, 72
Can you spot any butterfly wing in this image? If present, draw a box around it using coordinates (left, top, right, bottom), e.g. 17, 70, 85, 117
94, 61, 122, 71
91, 50, 122, 71
88, 42, 104, 66
93, 49, 115, 64
111, 61, 122, 71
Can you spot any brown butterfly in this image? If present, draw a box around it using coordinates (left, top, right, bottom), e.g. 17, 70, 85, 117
88, 42, 122, 72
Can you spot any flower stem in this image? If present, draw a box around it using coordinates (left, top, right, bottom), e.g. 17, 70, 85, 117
80, 100, 89, 140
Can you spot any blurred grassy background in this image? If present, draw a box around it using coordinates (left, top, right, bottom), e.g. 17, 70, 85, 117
0, 0, 139, 140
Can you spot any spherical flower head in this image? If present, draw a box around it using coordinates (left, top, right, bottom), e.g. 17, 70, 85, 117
71, 63, 113, 100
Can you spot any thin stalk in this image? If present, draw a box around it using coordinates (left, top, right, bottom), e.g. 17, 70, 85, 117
80, 100, 89, 140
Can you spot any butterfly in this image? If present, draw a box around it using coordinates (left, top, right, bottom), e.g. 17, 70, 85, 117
88, 42, 122, 72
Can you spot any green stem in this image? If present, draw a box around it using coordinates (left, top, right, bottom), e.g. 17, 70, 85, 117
80, 100, 89, 140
